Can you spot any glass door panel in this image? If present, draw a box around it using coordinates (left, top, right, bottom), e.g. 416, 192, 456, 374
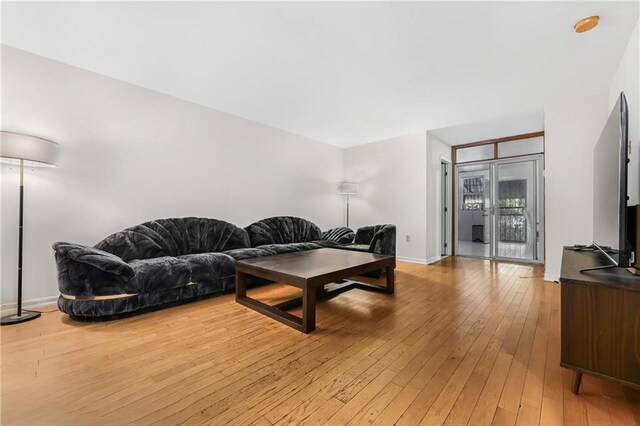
456, 163, 492, 258
495, 158, 542, 261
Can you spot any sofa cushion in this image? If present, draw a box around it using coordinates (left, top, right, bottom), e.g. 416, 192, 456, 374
338, 243, 371, 252
179, 252, 236, 284
256, 242, 324, 255
311, 240, 339, 248
223, 247, 273, 261
245, 216, 322, 247
95, 218, 250, 262
129, 257, 192, 293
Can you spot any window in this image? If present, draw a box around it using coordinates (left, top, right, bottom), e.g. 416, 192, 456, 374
456, 145, 494, 163
498, 179, 527, 242
453, 132, 544, 164
462, 176, 484, 211
497, 137, 543, 158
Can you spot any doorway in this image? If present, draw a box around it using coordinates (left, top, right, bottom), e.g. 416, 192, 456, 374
455, 155, 544, 262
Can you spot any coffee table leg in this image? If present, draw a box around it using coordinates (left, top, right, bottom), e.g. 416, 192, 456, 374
385, 266, 395, 294
302, 285, 317, 333
236, 270, 247, 301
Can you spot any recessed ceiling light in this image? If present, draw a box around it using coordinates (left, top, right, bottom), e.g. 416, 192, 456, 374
574, 16, 600, 33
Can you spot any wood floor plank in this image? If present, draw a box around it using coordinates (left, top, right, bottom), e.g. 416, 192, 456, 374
396, 266, 528, 425
346, 381, 403, 425
2, 258, 639, 426
323, 368, 397, 425
600, 381, 639, 425
562, 368, 589, 425
297, 397, 345, 426
419, 273, 532, 425
582, 375, 614, 425
442, 271, 531, 425
423, 264, 531, 423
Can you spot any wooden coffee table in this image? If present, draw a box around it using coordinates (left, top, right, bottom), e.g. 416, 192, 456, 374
235, 248, 395, 333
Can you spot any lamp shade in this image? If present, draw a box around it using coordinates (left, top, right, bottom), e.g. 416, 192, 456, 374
339, 182, 358, 195
1, 131, 59, 167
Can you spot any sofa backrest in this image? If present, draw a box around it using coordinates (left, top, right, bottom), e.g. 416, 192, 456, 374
355, 224, 396, 255
354, 225, 381, 245
321, 227, 355, 244
94, 217, 250, 262
245, 216, 322, 247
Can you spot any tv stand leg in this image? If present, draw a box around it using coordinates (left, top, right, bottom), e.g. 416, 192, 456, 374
572, 371, 583, 394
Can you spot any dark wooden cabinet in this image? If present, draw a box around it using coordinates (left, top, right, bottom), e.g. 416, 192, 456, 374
560, 248, 640, 393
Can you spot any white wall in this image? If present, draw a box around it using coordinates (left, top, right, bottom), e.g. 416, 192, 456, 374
543, 93, 609, 281
426, 132, 452, 262
343, 133, 427, 263
543, 21, 638, 281
1, 46, 344, 306
609, 19, 639, 206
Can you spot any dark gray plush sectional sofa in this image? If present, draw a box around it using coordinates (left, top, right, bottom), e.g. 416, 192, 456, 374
338, 224, 396, 277
53, 216, 361, 321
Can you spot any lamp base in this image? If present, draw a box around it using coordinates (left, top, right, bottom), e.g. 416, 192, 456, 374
0, 310, 41, 325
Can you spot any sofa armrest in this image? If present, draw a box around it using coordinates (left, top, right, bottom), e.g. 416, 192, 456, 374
321, 227, 355, 244
369, 225, 396, 256
52, 242, 135, 279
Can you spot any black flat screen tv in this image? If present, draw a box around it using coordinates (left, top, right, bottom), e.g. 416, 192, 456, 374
589, 92, 633, 270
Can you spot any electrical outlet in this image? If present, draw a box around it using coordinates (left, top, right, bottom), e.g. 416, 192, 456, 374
405, 235, 411, 242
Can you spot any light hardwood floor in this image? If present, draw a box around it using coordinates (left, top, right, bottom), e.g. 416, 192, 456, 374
2, 257, 639, 425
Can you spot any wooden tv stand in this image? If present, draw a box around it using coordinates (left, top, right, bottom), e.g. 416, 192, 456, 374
560, 248, 640, 394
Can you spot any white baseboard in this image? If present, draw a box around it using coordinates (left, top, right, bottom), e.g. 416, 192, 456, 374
1, 295, 58, 314
397, 256, 428, 264
397, 255, 450, 265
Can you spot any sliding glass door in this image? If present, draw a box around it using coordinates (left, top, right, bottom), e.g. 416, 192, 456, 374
455, 155, 543, 262
456, 163, 493, 258
495, 158, 542, 261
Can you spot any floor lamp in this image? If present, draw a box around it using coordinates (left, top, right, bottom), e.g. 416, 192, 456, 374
1, 131, 60, 325
339, 182, 358, 228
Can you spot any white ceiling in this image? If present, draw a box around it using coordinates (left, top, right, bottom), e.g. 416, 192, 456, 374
430, 110, 544, 146
2, 2, 638, 148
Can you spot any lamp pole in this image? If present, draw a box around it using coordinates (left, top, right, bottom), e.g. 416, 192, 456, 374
1, 159, 42, 325
346, 193, 350, 228
339, 182, 358, 228
0, 131, 59, 325
17, 159, 25, 317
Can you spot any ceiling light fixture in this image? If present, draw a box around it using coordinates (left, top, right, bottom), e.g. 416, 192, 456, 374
574, 16, 600, 33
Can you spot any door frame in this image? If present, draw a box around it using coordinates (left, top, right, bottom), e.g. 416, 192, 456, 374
440, 158, 452, 256
454, 163, 494, 260
451, 131, 545, 262
492, 155, 544, 263
453, 154, 545, 264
